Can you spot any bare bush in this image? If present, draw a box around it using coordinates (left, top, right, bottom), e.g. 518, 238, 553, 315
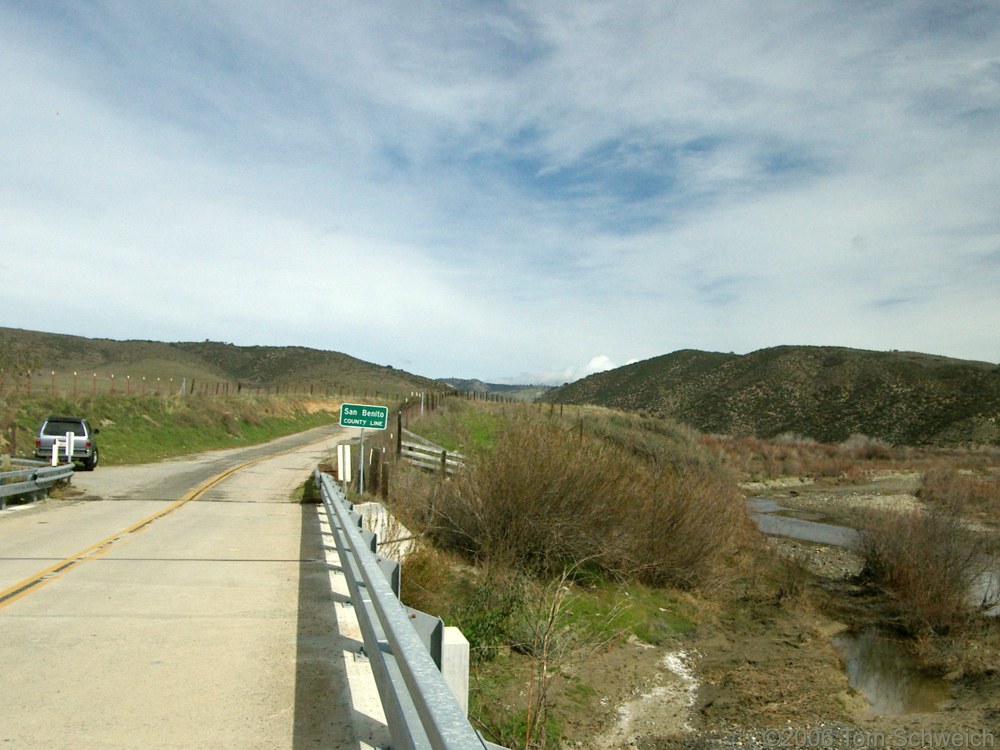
429, 418, 620, 573
841, 433, 894, 461
858, 507, 993, 633
919, 466, 1000, 518
426, 416, 749, 589
618, 464, 750, 588
398, 543, 464, 620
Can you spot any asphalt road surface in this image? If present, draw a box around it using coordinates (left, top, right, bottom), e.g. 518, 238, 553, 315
0, 425, 388, 750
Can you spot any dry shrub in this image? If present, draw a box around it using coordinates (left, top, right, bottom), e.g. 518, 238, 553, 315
620, 464, 750, 588
429, 418, 620, 573
858, 507, 992, 633
841, 433, 894, 461
702, 432, 913, 480
736, 545, 812, 605
397, 542, 456, 615
919, 466, 1000, 518
703, 433, 860, 480
427, 417, 749, 589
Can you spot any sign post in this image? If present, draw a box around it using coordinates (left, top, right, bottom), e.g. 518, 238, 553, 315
339, 403, 388, 494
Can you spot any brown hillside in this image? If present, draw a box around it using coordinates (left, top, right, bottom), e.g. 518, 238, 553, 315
543, 345, 1000, 446
0, 327, 441, 397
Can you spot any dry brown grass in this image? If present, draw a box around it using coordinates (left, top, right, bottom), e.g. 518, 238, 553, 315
703, 432, 1000, 482
397, 542, 458, 615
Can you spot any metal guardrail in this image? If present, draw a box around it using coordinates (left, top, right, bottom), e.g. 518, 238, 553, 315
315, 469, 502, 750
0, 460, 75, 510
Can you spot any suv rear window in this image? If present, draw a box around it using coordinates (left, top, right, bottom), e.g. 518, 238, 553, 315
43, 420, 86, 435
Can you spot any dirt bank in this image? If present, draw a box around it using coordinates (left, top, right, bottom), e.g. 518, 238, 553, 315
552, 475, 1000, 748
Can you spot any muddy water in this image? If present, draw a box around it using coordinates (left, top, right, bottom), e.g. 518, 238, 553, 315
972, 569, 1000, 616
749, 496, 996, 715
833, 628, 950, 714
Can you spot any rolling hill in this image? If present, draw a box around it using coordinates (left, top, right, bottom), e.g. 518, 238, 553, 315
437, 378, 552, 402
542, 346, 1000, 446
0, 327, 443, 398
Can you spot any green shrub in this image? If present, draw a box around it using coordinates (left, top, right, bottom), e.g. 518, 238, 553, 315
451, 568, 528, 663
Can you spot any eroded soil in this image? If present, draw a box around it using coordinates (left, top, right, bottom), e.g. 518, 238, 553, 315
545, 474, 1000, 748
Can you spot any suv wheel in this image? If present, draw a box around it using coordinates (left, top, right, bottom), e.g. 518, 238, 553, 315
83, 447, 99, 471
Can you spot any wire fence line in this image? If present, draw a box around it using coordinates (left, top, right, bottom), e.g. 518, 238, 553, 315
0, 369, 413, 402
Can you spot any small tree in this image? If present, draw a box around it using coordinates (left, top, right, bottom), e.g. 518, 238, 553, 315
514, 567, 623, 749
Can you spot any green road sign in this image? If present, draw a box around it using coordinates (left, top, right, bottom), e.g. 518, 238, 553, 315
339, 403, 388, 430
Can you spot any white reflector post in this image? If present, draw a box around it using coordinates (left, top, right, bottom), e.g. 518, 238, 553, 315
337, 444, 352, 482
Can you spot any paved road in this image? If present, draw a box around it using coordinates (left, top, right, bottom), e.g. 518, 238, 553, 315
0, 426, 387, 750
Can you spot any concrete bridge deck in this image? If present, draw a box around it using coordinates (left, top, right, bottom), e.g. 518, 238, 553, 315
0, 426, 387, 750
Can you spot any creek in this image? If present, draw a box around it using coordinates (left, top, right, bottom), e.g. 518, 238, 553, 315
746, 497, 861, 548
748, 496, 999, 714
832, 628, 950, 714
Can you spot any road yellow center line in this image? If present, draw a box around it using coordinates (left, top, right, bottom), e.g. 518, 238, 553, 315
0, 445, 309, 610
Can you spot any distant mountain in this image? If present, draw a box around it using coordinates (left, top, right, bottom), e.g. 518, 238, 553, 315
438, 378, 552, 403
542, 346, 1000, 446
0, 327, 442, 396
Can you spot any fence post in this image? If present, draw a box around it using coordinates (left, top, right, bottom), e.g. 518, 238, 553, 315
440, 450, 447, 477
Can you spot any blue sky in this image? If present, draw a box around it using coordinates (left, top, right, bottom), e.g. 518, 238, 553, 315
2, 1, 998, 384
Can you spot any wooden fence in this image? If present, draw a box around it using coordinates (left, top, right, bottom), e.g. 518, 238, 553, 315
399, 429, 465, 476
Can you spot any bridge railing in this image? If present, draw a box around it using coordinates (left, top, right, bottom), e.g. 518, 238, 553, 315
0, 460, 75, 510
315, 469, 504, 750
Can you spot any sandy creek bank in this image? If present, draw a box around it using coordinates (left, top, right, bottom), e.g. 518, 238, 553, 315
549, 474, 1000, 749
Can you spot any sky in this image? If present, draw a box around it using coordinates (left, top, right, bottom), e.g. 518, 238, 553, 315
2, 1, 999, 384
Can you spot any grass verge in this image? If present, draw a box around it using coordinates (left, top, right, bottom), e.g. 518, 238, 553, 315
11, 394, 342, 465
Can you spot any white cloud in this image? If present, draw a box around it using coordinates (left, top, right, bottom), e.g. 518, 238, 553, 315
1, 1, 998, 382
529, 355, 635, 387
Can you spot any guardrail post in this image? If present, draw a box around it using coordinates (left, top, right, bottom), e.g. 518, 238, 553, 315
441, 628, 470, 716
